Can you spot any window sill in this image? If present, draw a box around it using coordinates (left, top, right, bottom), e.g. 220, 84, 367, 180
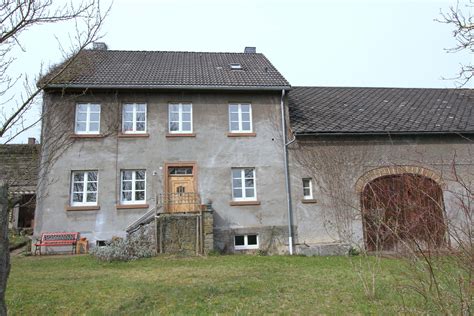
65, 205, 100, 211
166, 133, 196, 138
116, 204, 149, 209
234, 247, 259, 250
118, 133, 149, 138
229, 201, 261, 206
70, 134, 105, 139
227, 132, 256, 137
302, 199, 317, 204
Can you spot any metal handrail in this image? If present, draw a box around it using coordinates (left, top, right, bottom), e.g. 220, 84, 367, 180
157, 192, 202, 213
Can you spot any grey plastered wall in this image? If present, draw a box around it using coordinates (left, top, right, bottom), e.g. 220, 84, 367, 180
34, 89, 289, 252
288, 134, 474, 250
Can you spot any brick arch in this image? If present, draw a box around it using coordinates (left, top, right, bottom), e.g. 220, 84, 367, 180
355, 165, 443, 193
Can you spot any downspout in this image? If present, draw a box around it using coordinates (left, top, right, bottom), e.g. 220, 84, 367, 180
280, 89, 296, 255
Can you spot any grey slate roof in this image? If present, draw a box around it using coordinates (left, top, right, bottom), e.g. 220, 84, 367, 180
43, 50, 290, 90
288, 87, 474, 134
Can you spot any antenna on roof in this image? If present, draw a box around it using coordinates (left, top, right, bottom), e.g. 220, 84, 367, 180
244, 47, 256, 53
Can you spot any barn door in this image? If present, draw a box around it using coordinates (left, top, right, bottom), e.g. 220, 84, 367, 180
362, 174, 446, 252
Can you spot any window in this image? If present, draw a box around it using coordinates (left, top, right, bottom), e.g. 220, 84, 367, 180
169, 103, 192, 133
75, 103, 100, 134
229, 63, 242, 70
303, 178, 313, 200
232, 168, 256, 201
71, 171, 98, 206
122, 103, 146, 133
169, 167, 193, 175
234, 234, 259, 250
120, 170, 146, 204
229, 103, 252, 133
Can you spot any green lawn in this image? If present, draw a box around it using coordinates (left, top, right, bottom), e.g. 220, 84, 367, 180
6, 254, 439, 315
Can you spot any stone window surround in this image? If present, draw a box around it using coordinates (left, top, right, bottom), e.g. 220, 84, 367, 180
355, 165, 444, 193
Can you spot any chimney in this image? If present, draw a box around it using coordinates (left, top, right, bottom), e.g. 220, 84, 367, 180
93, 42, 108, 50
244, 47, 256, 54
28, 137, 36, 145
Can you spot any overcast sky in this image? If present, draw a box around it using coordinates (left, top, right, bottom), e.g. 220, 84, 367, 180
3, 0, 472, 143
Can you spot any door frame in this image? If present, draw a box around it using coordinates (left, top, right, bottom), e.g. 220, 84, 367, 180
163, 161, 198, 196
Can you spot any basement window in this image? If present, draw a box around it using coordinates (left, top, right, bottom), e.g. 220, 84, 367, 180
96, 240, 106, 247
234, 234, 259, 250
229, 63, 242, 70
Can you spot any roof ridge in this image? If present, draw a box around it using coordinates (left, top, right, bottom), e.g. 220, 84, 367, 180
292, 86, 471, 91
84, 49, 264, 55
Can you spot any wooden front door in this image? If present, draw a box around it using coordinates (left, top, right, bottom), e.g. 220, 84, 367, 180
167, 166, 196, 213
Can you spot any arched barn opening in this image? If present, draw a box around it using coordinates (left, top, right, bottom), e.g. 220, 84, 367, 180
361, 173, 446, 252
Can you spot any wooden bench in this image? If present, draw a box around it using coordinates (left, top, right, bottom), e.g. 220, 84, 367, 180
34, 232, 79, 255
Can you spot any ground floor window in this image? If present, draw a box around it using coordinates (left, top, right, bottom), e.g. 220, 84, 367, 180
121, 170, 146, 204
234, 234, 259, 250
71, 170, 98, 206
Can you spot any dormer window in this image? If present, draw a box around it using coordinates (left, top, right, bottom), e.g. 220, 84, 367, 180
230, 63, 242, 70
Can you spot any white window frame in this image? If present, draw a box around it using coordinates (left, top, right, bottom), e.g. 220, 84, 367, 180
303, 178, 313, 200
234, 234, 259, 250
70, 170, 99, 206
75, 103, 101, 135
230, 63, 242, 70
168, 103, 193, 133
231, 168, 257, 201
228, 103, 252, 133
120, 170, 146, 205
122, 103, 147, 134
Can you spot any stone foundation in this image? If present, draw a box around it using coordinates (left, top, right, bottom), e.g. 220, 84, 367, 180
295, 242, 351, 256
214, 225, 293, 254
156, 210, 214, 255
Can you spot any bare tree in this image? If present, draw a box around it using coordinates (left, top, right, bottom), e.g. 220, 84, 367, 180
438, 0, 474, 86
0, 1, 110, 314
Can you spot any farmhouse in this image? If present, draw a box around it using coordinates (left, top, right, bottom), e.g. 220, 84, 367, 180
1, 138, 39, 232
34, 45, 474, 255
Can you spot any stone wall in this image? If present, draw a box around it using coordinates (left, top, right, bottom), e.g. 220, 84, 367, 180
156, 210, 214, 255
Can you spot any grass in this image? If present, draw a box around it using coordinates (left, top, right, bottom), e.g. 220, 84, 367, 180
6, 254, 441, 315
8, 232, 29, 251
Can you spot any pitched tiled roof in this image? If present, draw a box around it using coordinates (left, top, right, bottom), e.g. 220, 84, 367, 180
288, 87, 474, 134
43, 50, 290, 90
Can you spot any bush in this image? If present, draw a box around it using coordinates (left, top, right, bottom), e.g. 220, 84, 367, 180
90, 230, 154, 262
348, 246, 360, 256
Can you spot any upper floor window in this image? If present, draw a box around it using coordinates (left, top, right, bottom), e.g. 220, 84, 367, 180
71, 170, 98, 206
122, 103, 146, 133
75, 103, 100, 134
303, 178, 313, 200
169, 103, 192, 133
121, 170, 146, 204
232, 168, 256, 201
229, 103, 252, 133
